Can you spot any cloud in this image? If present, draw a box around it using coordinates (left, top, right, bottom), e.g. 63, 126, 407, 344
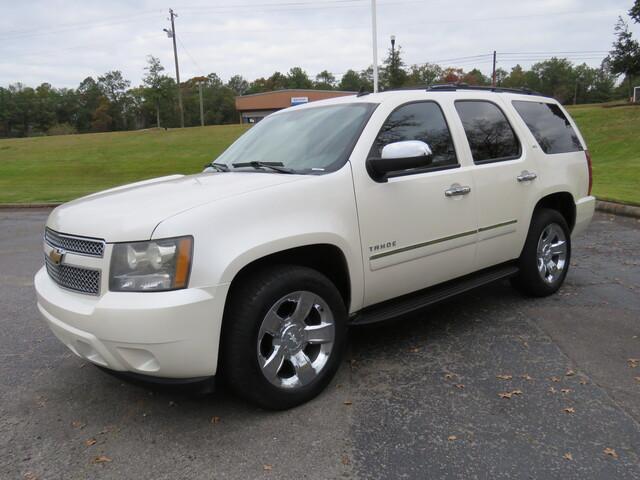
0, 0, 635, 88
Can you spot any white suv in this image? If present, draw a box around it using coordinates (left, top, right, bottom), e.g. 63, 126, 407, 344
35, 86, 595, 409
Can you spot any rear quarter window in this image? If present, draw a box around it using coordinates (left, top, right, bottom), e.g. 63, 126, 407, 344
512, 101, 583, 154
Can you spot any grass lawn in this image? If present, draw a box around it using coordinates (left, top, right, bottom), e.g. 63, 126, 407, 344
567, 104, 640, 205
0, 125, 248, 203
0, 104, 638, 205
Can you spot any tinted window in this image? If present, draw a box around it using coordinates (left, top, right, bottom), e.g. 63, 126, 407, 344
512, 101, 582, 154
370, 102, 457, 168
455, 101, 521, 163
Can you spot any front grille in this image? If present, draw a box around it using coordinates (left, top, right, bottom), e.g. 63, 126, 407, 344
45, 228, 105, 257
45, 255, 101, 295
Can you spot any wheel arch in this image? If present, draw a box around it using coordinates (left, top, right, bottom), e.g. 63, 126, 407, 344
224, 243, 353, 312
531, 191, 576, 232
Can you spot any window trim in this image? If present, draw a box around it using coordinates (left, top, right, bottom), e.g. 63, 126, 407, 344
367, 100, 460, 181
454, 99, 523, 165
511, 99, 584, 155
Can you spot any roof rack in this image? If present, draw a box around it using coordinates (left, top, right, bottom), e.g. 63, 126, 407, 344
424, 83, 544, 96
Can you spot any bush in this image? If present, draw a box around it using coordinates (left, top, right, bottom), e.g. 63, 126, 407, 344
47, 123, 78, 136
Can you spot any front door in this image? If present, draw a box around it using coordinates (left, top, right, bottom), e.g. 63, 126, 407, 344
351, 100, 479, 307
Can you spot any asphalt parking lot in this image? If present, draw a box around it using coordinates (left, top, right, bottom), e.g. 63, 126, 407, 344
1, 209, 639, 480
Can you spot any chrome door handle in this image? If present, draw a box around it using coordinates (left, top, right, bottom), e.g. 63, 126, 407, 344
517, 171, 537, 182
445, 184, 471, 197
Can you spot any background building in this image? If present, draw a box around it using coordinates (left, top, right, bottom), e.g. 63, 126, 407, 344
235, 89, 356, 124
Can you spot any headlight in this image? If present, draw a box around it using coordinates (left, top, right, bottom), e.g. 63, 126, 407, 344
109, 236, 193, 292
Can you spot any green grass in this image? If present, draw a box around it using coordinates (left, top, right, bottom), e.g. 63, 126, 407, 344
0, 104, 638, 204
0, 125, 248, 203
567, 104, 640, 205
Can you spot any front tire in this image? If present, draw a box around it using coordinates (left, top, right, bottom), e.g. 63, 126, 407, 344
511, 208, 571, 297
221, 265, 347, 410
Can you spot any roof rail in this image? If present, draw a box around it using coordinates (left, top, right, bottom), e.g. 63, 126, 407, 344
424, 83, 544, 96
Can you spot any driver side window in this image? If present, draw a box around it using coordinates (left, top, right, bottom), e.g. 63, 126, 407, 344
370, 101, 458, 168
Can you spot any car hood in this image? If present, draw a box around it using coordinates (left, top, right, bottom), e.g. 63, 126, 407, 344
47, 172, 308, 242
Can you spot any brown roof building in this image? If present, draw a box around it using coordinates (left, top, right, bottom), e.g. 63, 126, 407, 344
235, 89, 356, 124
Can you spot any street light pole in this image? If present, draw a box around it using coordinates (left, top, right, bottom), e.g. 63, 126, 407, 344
370, 0, 379, 93
165, 9, 184, 128
390, 35, 396, 86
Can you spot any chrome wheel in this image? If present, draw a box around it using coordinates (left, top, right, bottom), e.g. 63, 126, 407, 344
257, 291, 335, 389
536, 223, 567, 284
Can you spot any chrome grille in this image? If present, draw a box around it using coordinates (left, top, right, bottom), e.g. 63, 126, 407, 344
45, 255, 101, 295
45, 228, 105, 257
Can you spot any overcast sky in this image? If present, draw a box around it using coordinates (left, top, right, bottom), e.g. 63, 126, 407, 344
1, 0, 638, 88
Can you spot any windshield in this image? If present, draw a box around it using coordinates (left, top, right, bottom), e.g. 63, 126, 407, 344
215, 103, 376, 173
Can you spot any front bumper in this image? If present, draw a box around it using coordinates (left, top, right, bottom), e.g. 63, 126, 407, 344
573, 195, 596, 237
35, 267, 229, 378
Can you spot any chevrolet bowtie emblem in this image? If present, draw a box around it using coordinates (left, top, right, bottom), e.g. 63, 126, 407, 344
49, 247, 65, 265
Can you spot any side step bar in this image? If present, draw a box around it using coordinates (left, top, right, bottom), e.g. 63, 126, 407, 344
350, 263, 519, 326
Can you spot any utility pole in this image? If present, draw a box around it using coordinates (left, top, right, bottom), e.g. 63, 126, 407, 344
164, 9, 184, 128
370, 0, 379, 93
198, 81, 204, 127
491, 50, 497, 87
390, 35, 396, 86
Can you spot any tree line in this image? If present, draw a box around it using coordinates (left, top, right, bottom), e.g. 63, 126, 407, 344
1, 4, 638, 138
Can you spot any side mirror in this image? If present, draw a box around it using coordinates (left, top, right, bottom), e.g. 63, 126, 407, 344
366, 140, 433, 182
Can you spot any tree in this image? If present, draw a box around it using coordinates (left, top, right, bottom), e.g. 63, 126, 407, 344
76, 77, 103, 132
142, 56, 167, 127
91, 97, 112, 132
227, 75, 249, 95
266, 71, 288, 91
382, 45, 407, 89
97, 70, 132, 129
406, 63, 442, 87
630, 0, 640, 23
338, 70, 363, 91
314, 70, 336, 90
531, 58, 575, 102
439, 67, 464, 84
287, 67, 313, 89
607, 16, 640, 99
462, 68, 489, 85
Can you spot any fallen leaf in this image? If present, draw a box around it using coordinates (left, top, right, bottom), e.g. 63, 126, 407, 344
628, 359, 639, 368
455, 384, 465, 390
634, 377, 640, 383
511, 389, 523, 395
341, 454, 350, 465
211, 416, 221, 424
603, 447, 619, 459
551, 376, 561, 383
499, 392, 513, 399
85, 438, 97, 447
92, 455, 112, 464
71, 421, 86, 430
343, 400, 353, 406
566, 369, 576, 377
520, 374, 533, 381
564, 407, 575, 414
496, 374, 512, 380
263, 464, 273, 471
447, 435, 457, 441
548, 387, 557, 394
407, 346, 420, 353
579, 379, 588, 385
444, 373, 455, 380
563, 452, 573, 461
561, 389, 572, 394
23, 472, 38, 480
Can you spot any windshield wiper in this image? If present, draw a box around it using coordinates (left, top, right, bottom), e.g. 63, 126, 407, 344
203, 162, 230, 172
231, 161, 295, 174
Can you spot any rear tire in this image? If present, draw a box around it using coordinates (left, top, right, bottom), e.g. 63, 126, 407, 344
221, 265, 347, 410
511, 208, 571, 297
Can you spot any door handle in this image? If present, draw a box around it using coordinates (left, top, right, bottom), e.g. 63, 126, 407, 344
517, 171, 537, 182
445, 184, 471, 197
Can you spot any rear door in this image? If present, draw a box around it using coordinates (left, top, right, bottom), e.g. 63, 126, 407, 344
452, 97, 538, 270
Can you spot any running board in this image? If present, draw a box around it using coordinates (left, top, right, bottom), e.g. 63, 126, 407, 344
350, 263, 519, 326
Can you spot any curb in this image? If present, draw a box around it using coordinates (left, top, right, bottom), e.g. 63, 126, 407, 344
595, 200, 640, 219
0, 203, 61, 209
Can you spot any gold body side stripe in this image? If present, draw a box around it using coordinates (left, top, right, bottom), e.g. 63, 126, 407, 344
369, 219, 518, 261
